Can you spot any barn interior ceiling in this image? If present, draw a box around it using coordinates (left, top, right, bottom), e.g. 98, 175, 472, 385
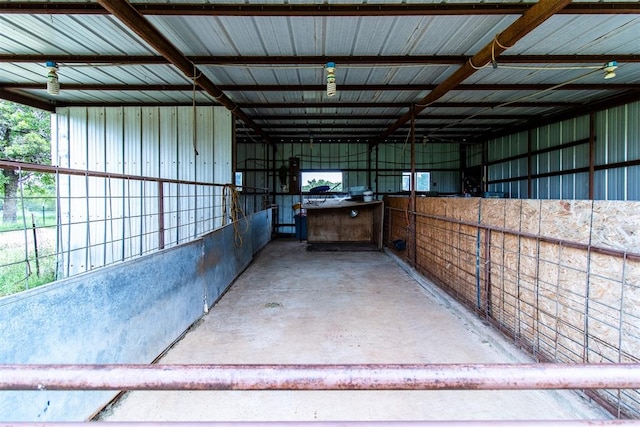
1, 0, 639, 146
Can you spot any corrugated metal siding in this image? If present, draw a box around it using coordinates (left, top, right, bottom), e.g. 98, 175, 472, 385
486, 100, 639, 201
629, 166, 640, 201
607, 167, 627, 201
236, 137, 269, 189
488, 179, 526, 199
196, 107, 216, 234
594, 102, 637, 200
213, 108, 234, 228
487, 131, 527, 198
151, 15, 514, 58
488, 132, 527, 163
431, 171, 460, 193
466, 144, 483, 168
104, 108, 125, 265
53, 106, 232, 278
629, 102, 640, 162
593, 170, 607, 200
262, 139, 462, 231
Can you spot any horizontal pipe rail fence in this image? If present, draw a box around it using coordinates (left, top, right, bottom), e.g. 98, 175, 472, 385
1, 363, 639, 391
0, 159, 270, 295
1, 421, 639, 427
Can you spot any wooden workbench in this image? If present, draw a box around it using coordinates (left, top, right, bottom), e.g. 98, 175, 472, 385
303, 199, 384, 250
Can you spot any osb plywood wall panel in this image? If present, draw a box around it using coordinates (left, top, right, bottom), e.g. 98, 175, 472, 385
396, 197, 483, 308
592, 202, 640, 253
622, 259, 640, 364
539, 200, 592, 244
384, 197, 640, 418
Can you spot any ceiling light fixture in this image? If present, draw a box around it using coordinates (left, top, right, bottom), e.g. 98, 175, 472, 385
46, 61, 60, 95
326, 62, 336, 97
603, 61, 618, 80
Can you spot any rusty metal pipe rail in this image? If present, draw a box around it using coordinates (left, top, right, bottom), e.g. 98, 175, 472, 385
1, 363, 640, 391
2, 422, 639, 427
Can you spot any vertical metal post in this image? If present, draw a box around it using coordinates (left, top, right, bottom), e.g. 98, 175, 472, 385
527, 129, 533, 198
410, 106, 417, 267
375, 144, 379, 197
367, 143, 372, 191
481, 141, 488, 194
158, 180, 165, 250
18, 168, 31, 289
31, 213, 40, 277
588, 112, 595, 200
484, 228, 492, 317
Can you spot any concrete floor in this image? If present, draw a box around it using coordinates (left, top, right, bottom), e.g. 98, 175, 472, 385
100, 238, 608, 422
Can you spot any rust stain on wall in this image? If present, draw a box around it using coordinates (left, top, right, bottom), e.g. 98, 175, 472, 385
197, 247, 222, 275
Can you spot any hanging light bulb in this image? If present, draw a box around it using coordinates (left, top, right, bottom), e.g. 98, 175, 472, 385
46, 61, 60, 95
325, 62, 336, 97
603, 61, 618, 80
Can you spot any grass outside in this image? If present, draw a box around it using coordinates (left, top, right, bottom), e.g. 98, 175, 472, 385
0, 225, 57, 297
0, 210, 57, 232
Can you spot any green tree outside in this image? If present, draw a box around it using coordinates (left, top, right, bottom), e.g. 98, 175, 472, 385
302, 178, 342, 193
0, 101, 52, 224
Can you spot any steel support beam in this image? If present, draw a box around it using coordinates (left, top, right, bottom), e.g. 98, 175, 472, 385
95, 0, 270, 146
2, 54, 640, 66
241, 101, 577, 109
1, 2, 639, 15
380, 0, 574, 140
1, 363, 640, 391
0, 89, 55, 112
3, 82, 638, 93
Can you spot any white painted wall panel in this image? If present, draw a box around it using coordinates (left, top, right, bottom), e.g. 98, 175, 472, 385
65, 108, 90, 276
87, 108, 107, 270
103, 108, 125, 265
159, 107, 178, 247
54, 105, 232, 278
122, 108, 143, 260
178, 106, 196, 241
141, 107, 160, 252
213, 108, 233, 228
196, 107, 215, 234
52, 108, 70, 278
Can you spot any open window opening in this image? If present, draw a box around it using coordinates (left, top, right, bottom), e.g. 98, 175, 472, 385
301, 171, 343, 193
402, 171, 431, 192
235, 171, 243, 191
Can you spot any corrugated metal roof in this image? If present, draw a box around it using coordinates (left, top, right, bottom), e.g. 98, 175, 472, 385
1, 0, 639, 143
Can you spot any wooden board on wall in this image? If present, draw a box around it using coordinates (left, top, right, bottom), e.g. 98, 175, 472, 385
307, 201, 383, 248
591, 201, 640, 254
539, 200, 592, 245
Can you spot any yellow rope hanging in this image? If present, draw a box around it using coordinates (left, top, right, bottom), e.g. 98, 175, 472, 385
223, 184, 249, 247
